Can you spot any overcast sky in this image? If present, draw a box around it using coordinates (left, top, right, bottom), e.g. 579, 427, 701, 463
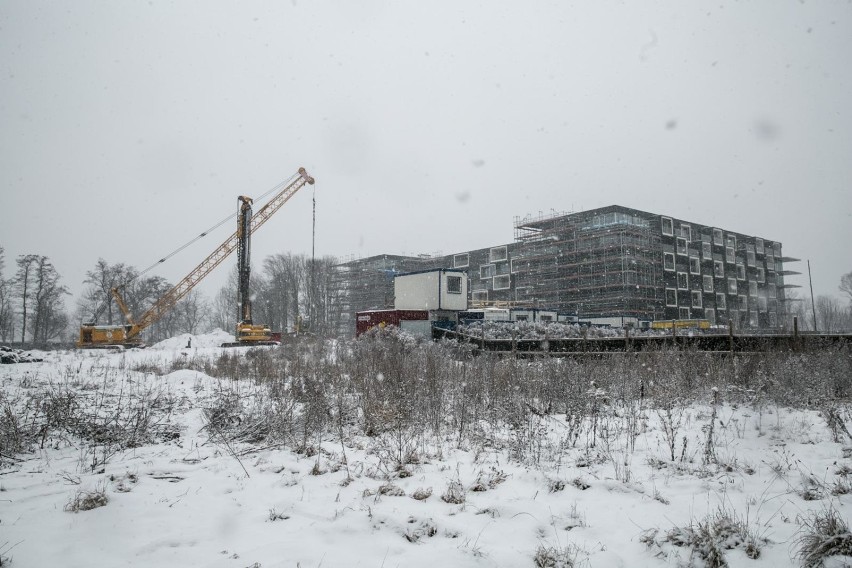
1, 1, 850, 311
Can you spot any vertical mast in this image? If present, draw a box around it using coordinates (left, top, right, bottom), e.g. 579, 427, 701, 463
237, 196, 253, 324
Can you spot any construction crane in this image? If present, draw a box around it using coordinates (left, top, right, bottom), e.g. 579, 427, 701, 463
77, 167, 315, 349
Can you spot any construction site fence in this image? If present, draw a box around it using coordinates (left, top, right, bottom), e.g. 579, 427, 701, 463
433, 328, 852, 355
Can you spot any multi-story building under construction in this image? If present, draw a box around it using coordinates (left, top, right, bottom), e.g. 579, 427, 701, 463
335, 205, 799, 333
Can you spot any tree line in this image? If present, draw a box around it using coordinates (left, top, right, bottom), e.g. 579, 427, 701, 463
0, 245, 344, 345
0, 247, 69, 343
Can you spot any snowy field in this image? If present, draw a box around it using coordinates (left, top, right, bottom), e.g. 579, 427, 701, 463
2, 331, 852, 568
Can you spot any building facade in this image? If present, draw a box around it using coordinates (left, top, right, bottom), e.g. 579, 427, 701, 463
336, 205, 798, 334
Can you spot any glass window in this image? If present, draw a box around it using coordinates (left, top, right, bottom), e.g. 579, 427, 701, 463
758, 297, 767, 312
757, 267, 765, 283
453, 253, 469, 268
714, 260, 724, 278
703, 275, 714, 293
702, 242, 712, 261
665, 288, 677, 307
747, 250, 756, 267
691, 290, 702, 308
739, 294, 748, 311
472, 290, 488, 302
447, 275, 463, 294
726, 246, 735, 264
749, 310, 758, 327
676, 238, 688, 256
493, 274, 510, 290
749, 280, 758, 297
768, 284, 776, 299
726, 234, 736, 249
480, 264, 494, 279
489, 246, 508, 263
755, 238, 764, 255
705, 308, 716, 325
677, 272, 688, 290
736, 262, 746, 280
728, 278, 737, 295
680, 224, 691, 241
661, 216, 673, 236
679, 307, 690, 320
663, 252, 675, 271
689, 257, 700, 275
716, 293, 727, 310
769, 312, 777, 327
713, 228, 723, 246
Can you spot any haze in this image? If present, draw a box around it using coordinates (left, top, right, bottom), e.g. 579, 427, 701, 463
1, 1, 850, 304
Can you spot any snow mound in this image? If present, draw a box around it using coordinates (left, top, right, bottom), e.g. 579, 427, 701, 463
0, 345, 44, 363
149, 329, 235, 350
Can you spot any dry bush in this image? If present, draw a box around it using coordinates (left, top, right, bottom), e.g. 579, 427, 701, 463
643, 507, 765, 567
65, 485, 109, 512
796, 507, 852, 567
411, 487, 432, 501
441, 480, 465, 504
533, 543, 582, 568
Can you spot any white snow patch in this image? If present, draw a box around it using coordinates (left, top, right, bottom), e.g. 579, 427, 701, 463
149, 328, 235, 350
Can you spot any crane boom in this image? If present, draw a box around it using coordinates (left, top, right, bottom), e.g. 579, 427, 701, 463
77, 167, 315, 348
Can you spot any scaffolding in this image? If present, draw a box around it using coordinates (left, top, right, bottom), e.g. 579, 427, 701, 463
332, 254, 439, 336
512, 208, 665, 320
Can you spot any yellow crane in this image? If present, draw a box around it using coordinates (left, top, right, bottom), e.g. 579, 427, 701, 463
77, 167, 315, 349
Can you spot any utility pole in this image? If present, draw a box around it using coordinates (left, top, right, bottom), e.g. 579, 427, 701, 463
808, 259, 817, 332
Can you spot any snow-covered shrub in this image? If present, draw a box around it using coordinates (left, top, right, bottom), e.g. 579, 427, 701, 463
65, 485, 109, 512
411, 487, 433, 501
643, 507, 765, 566
533, 542, 583, 568
441, 480, 465, 504
796, 507, 852, 567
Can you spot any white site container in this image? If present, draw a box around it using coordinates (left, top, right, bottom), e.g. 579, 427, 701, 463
510, 308, 558, 323
394, 269, 468, 311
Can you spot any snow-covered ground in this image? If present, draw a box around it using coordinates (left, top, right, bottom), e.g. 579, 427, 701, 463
2, 331, 851, 567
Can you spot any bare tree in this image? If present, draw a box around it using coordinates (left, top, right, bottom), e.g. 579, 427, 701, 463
176, 289, 208, 334
815, 295, 843, 333
128, 275, 175, 343
30, 256, 69, 342
304, 256, 345, 337
262, 253, 303, 333
840, 271, 852, 305
212, 270, 238, 332
14, 255, 39, 342
0, 246, 14, 341
13, 255, 69, 343
80, 259, 138, 325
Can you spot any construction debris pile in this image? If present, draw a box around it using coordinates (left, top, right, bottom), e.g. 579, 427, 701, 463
1, 345, 44, 364
456, 321, 675, 341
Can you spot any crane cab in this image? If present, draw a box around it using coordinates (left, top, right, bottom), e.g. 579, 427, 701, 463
77, 324, 144, 349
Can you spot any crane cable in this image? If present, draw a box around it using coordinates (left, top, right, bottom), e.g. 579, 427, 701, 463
90, 171, 300, 321
134, 171, 300, 280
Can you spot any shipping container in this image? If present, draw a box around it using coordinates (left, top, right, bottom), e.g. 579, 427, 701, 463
459, 308, 511, 323
394, 269, 468, 311
510, 308, 558, 323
